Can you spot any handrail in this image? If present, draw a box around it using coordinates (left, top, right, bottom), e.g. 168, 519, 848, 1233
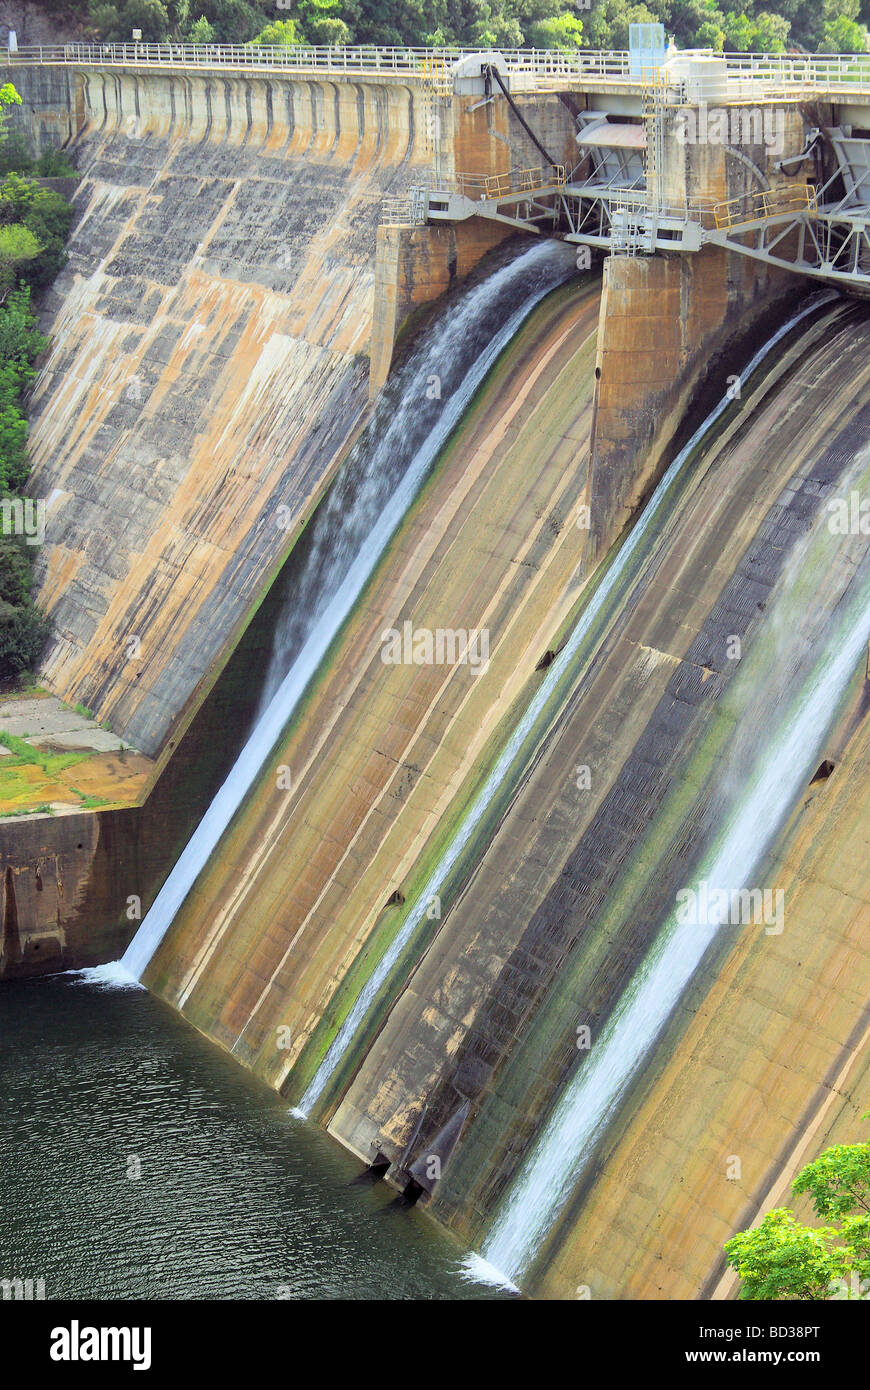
443, 165, 566, 199
2, 45, 870, 94
0, 43, 636, 80
711, 183, 817, 230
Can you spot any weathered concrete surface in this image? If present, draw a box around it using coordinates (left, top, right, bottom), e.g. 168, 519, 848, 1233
146, 276, 601, 1085
5, 56, 862, 1304
4, 63, 431, 759
311, 300, 870, 1297
546, 672, 870, 1301
0, 694, 127, 751
369, 219, 513, 395
0, 527, 303, 980
369, 87, 578, 393
2, 65, 581, 762
0, 694, 152, 816
588, 248, 794, 562
0, 807, 131, 978
588, 107, 807, 563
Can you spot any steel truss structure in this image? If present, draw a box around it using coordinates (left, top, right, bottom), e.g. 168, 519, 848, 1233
414, 130, 870, 294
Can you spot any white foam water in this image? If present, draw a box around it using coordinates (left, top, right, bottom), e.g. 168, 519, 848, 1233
458, 1252, 520, 1294
61, 962, 143, 990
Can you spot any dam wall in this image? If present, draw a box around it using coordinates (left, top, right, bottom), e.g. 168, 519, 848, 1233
146, 272, 602, 1082
325, 299, 870, 1297
369, 86, 581, 392
587, 104, 807, 562
4, 60, 583, 761
5, 52, 867, 1302
552, 662, 870, 1302
142, 289, 870, 1305
0, 541, 302, 979
0, 63, 460, 761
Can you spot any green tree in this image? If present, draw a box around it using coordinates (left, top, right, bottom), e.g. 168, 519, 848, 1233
187, 14, 216, 39
0, 598, 50, 682
725, 1134, 870, 1300
0, 117, 66, 685
584, 0, 660, 48
297, 0, 353, 43
250, 16, 304, 43
0, 80, 23, 168
353, 0, 428, 44
0, 82, 22, 124
793, 1141, 870, 1219
0, 225, 42, 300
723, 9, 758, 47
646, 0, 725, 47
89, 0, 171, 40
196, 0, 276, 43
695, 17, 727, 45
819, 12, 869, 47
752, 8, 791, 47
527, 11, 584, 46
0, 288, 48, 375
0, 174, 74, 288
0, 537, 33, 608
0, 294, 49, 514
0, 129, 34, 177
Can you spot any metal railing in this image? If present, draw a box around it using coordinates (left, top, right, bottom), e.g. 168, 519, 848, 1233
380, 186, 429, 224
570, 185, 718, 220
0, 43, 636, 79
3, 44, 870, 96
455, 164, 566, 199
380, 194, 413, 224
711, 183, 818, 230
725, 51, 870, 90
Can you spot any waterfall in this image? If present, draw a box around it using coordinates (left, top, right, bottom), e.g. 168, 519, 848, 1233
119, 241, 576, 982
479, 475, 870, 1288
296, 296, 830, 1117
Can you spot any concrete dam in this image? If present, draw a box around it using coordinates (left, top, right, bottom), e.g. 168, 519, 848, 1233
2, 43, 870, 1302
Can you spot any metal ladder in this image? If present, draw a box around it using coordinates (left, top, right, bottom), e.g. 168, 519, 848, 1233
641, 66, 669, 215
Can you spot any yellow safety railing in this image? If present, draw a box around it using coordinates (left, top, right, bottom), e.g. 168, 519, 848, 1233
711, 184, 817, 231
419, 52, 451, 93
454, 165, 566, 200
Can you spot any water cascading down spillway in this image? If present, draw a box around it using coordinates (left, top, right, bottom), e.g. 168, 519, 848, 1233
296, 297, 831, 1119
265, 290, 870, 1298
107, 229, 870, 1302
481, 513, 870, 1286
120, 241, 577, 982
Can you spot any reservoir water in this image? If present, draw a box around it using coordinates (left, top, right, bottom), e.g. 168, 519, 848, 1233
0, 975, 502, 1300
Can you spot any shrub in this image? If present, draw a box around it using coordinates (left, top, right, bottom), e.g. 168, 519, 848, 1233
0, 598, 50, 682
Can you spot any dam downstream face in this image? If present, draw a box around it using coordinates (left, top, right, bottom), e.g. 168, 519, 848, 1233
6, 50, 870, 1310
122, 269, 870, 1305
0, 976, 506, 1300
122, 240, 578, 981
259, 293, 870, 1297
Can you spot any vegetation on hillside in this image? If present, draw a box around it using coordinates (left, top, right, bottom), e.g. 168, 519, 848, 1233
29, 0, 870, 54
725, 1123, 870, 1299
0, 84, 75, 685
